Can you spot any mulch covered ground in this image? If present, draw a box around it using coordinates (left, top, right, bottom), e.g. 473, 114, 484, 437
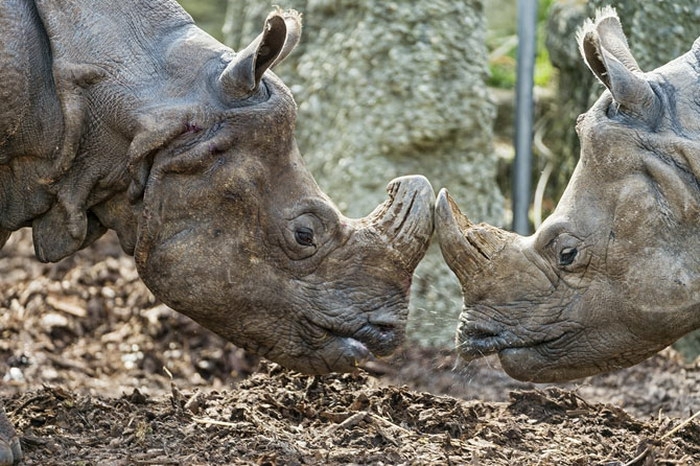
1, 229, 699, 465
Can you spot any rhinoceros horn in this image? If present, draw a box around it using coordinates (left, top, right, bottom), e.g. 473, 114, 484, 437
434, 189, 513, 286
218, 10, 302, 101
577, 7, 659, 121
368, 176, 435, 273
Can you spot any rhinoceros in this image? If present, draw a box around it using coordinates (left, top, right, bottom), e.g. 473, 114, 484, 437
435, 7, 700, 383
0, 0, 434, 462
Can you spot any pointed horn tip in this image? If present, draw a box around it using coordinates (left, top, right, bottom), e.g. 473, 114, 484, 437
435, 189, 473, 234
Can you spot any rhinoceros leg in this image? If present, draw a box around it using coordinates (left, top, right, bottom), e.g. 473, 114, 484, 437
0, 405, 21, 466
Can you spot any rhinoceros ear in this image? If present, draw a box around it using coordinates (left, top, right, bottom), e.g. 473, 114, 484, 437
578, 7, 658, 116
218, 9, 302, 101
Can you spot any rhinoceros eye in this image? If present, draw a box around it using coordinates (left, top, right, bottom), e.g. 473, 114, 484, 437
294, 227, 315, 247
559, 247, 578, 267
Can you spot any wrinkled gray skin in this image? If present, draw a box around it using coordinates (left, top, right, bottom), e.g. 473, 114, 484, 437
0, 1, 434, 462
436, 7, 700, 383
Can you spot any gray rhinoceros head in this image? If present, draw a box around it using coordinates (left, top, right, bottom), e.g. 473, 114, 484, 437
126, 11, 434, 374
22, 3, 433, 374
435, 7, 700, 382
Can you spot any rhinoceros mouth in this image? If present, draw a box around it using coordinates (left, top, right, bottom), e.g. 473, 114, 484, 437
309, 320, 404, 373
358, 318, 405, 352
457, 310, 569, 362
457, 323, 511, 359
329, 336, 372, 366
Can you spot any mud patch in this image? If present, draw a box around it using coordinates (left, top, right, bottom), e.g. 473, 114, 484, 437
1, 230, 699, 464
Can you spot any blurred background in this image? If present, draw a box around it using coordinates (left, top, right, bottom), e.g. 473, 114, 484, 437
178, 0, 700, 354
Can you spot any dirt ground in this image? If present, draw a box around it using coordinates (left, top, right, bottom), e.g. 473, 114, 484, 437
1, 229, 699, 465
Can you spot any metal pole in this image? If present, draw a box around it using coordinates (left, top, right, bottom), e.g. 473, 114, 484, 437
512, 0, 538, 235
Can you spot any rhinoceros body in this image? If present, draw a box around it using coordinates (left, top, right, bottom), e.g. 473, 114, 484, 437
436, 7, 700, 383
0, 1, 434, 462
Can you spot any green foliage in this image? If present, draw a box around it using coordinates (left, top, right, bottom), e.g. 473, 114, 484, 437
487, 0, 555, 89
534, 0, 555, 86
488, 53, 517, 88
533, 44, 554, 87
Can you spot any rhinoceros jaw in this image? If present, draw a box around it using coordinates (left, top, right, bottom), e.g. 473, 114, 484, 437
331, 337, 371, 369
280, 336, 371, 375
456, 306, 573, 368
456, 319, 506, 360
